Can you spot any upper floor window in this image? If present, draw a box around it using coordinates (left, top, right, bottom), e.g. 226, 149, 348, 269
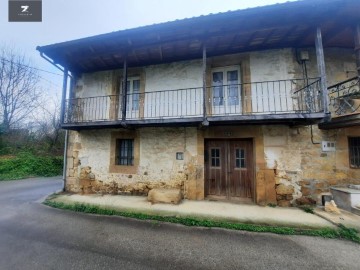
349, 137, 360, 168
126, 77, 140, 111
212, 66, 241, 107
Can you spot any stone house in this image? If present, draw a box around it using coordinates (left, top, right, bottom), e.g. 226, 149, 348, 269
37, 0, 360, 206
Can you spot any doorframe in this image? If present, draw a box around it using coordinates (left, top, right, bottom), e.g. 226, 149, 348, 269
204, 138, 255, 203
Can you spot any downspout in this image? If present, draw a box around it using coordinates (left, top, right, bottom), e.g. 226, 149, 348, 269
63, 130, 69, 191
37, 49, 72, 191
121, 57, 128, 127
61, 69, 69, 191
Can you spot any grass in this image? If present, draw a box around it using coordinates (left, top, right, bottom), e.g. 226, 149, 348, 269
44, 199, 360, 244
0, 152, 63, 180
300, 206, 315, 214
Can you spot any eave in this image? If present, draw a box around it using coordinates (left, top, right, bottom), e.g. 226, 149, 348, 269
37, 0, 360, 74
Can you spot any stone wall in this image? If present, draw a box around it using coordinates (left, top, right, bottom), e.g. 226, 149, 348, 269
65, 127, 203, 199
65, 124, 360, 206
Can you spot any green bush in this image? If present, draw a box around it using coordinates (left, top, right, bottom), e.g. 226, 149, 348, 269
0, 152, 63, 180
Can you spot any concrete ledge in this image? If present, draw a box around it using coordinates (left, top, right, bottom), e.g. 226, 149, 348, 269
48, 194, 336, 229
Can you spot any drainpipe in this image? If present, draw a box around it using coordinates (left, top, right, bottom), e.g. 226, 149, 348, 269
61, 69, 69, 191
62, 130, 69, 191
121, 57, 128, 126
36, 49, 73, 192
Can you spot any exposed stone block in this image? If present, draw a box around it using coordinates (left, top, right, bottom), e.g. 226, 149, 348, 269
295, 197, 316, 205
298, 180, 310, 186
277, 200, 291, 207
324, 200, 341, 214
256, 171, 266, 205
264, 169, 277, 204
328, 179, 338, 186
276, 184, 294, 195
315, 182, 326, 189
148, 188, 183, 205
301, 187, 311, 196
74, 142, 82, 150
68, 169, 74, 177
66, 177, 77, 186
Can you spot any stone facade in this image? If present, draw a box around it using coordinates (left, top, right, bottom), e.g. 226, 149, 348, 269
64, 47, 360, 206
65, 124, 360, 206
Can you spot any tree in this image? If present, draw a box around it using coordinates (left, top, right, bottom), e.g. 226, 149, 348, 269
31, 96, 64, 154
0, 46, 41, 133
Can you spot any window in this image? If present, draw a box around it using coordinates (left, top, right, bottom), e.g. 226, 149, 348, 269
116, 139, 134, 166
119, 77, 140, 117
349, 137, 360, 168
211, 148, 220, 167
235, 148, 246, 168
127, 78, 140, 111
211, 66, 241, 107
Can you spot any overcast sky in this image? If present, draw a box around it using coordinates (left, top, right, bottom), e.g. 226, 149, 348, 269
0, 0, 296, 94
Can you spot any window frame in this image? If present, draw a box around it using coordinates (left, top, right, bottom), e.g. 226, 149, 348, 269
109, 131, 139, 174
349, 137, 360, 169
116, 139, 134, 166
211, 65, 241, 107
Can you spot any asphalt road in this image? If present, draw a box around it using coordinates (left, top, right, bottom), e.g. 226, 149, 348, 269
0, 178, 359, 270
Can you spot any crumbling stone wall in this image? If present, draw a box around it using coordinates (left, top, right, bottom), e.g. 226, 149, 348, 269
263, 125, 360, 206
65, 127, 203, 199
65, 124, 360, 206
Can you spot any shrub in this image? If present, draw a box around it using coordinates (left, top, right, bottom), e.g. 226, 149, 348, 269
0, 152, 63, 180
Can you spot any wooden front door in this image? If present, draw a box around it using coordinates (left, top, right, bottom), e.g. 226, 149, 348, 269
205, 139, 254, 201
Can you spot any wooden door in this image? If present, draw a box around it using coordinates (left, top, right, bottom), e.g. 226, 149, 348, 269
205, 139, 254, 201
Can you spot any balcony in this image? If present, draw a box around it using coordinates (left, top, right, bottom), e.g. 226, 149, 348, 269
63, 78, 325, 129
319, 76, 360, 129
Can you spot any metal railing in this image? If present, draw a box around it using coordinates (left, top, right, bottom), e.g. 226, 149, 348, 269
64, 95, 117, 123
209, 78, 322, 115
63, 78, 323, 124
328, 76, 360, 116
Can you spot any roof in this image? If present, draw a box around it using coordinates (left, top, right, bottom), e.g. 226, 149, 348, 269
37, 0, 360, 74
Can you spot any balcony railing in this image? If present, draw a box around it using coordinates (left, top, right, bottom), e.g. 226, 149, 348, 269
64, 78, 323, 125
328, 76, 360, 116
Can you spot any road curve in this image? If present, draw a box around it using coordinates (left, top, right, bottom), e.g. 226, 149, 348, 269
0, 178, 359, 270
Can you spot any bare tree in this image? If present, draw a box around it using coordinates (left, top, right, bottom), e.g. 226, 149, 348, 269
31, 96, 64, 153
0, 46, 41, 133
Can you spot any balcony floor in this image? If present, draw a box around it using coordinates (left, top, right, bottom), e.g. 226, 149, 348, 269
62, 112, 326, 130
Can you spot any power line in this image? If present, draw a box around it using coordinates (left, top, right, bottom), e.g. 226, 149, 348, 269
0, 56, 63, 77
38, 75, 61, 88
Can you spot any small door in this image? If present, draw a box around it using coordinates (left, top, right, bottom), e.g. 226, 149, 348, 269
211, 66, 241, 115
205, 139, 254, 201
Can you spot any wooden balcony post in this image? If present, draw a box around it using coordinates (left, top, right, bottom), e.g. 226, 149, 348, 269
355, 23, 360, 77
121, 58, 128, 122
315, 27, 329, 115
202, 44, 209, 126
60, 68, 68, 124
